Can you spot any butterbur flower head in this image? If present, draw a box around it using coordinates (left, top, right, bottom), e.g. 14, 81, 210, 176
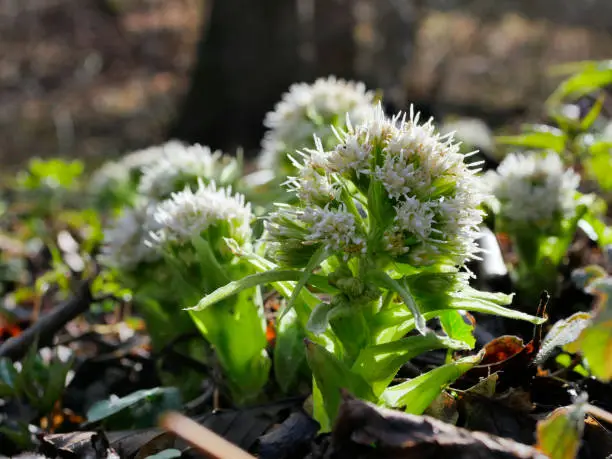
90, 160, 132, 197
99, 200, 161, 271
485, 151, 580, 232
91, 140, 189, 197
138, 143, 238, 200
148, 179, 253, 260
267, 103, 485, 268
258, 76, 375, 175
120, 140, 187, 181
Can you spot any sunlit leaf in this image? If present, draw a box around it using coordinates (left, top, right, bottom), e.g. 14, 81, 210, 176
584, 141, 612, 192
548, 60, 612, 103
450, 287, 544, 324
382, 353, 482, 414
438, 310, 476, 349
536, 402, 586, 459
188, 270, 320, 311
578, 320, 612, 382
580, 95, 604, 131
352, 332, 470, 396
18, 158, 84, 191
555, 354, 589, 377
577, 277, 612, 381
535, 312, 592, 365
496, 126, 566, 153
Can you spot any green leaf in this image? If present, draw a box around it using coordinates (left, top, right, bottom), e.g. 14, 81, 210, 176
369, 271, 427, 334
226, 244, 339, 350
384, 288, 543, 339
190, 282, 270, 404
535, 312, 592, 365
188, 269, 336, 312
580, 95, 604, 131
187, 270, 303, 311
307, 301, 355, 336
382, 353, 482, 414
578, 213, 612, 247
465, 373, 498, 397
86, 387, 182, 429
548, 60, 612, 103
578, 321, 612, 382
307, 303, 335, 335
0, 358, 18, 391
0, 423, 34, 450
452, 287, 545, 324
311, 378, 330, 432
352, 332, 470, 396
556, 354, 589, 377
274, 308, 307, 394
579, 277, 612, 381
191, 236, 230, 289
536, 402, 586, 459
584, 142, 612, 192
438, 310, 476, 349
40, 354, 74, 413
0, 382, 14, 397
281, 246, 329, 320
145, 449, 182, 459
496, 126, 566, 153
19, 158, 84, 190
16, 340, 43, 402
305, 340, 376, 430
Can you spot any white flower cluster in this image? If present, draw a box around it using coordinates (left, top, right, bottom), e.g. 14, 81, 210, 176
269, 104, 486, 267
90, 161, 131, 195
121, 141, 187, 172
99, 200, 161, 271
440, 118, 494, 153
301, 205, 365, 254
148, 179, 252, 249
258, 76, 375, 173
138, 143, 235, 199
89, 140, 187, 195
485, 152, 580, 229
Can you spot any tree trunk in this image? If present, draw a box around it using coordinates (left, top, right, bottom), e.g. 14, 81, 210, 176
313, 0, 356, 79
169, 0, 301, 157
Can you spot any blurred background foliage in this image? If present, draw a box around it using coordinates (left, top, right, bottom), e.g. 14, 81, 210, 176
2, 0, 612, 167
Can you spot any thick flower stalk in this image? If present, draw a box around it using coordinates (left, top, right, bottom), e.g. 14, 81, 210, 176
99, 200, 198, 358
194, 104, 542, 428
485, 151, 585, 299
258, 76, 375, 177
147, 180, 270, 404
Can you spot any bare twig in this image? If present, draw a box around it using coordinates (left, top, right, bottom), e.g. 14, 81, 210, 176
160, 411, 256, 459
585, 403, 612, 425
0, 281, 92, 361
